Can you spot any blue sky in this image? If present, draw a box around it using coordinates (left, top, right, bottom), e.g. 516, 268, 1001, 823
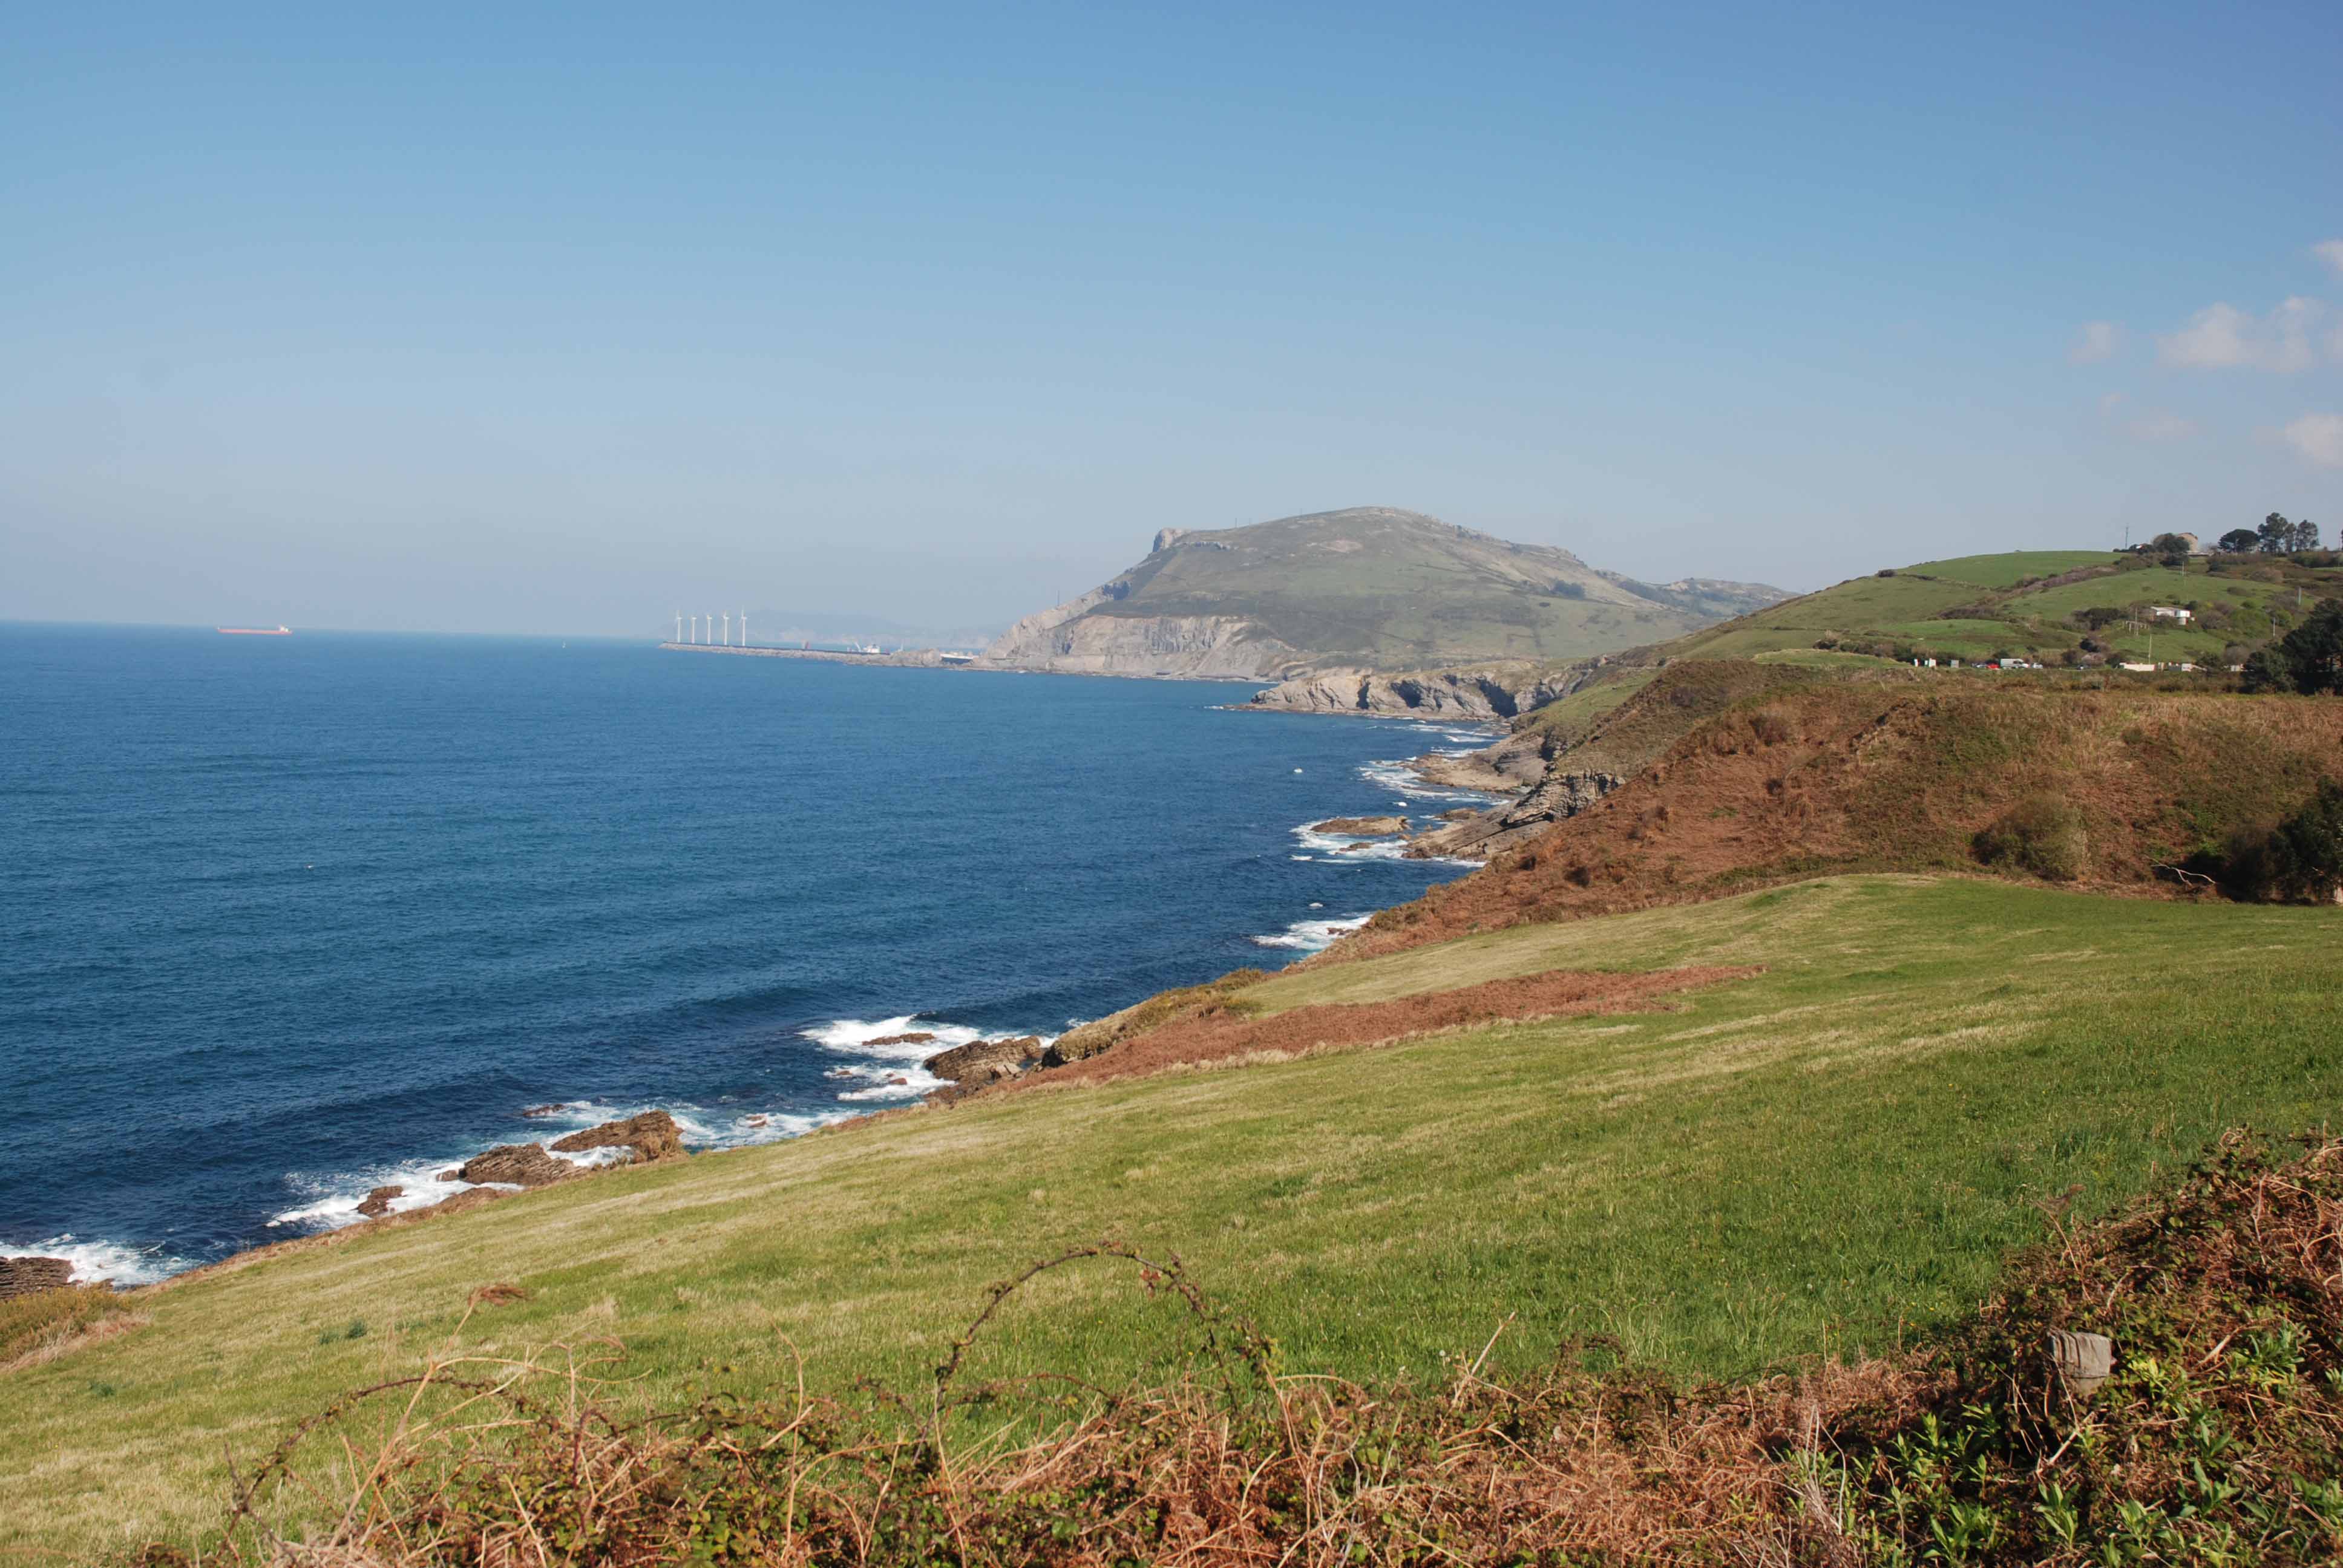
3, 2, 2338, 634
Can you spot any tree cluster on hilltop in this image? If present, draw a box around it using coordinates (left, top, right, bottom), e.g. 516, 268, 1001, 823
2213, 513, 2324, 554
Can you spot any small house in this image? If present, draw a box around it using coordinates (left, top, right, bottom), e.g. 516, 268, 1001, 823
2146, 605, 2192, 624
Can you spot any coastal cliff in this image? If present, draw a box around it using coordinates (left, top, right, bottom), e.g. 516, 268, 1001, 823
1245, 660, 1604, 720
980, 508, 1784, 678
983, 595, 1306, 678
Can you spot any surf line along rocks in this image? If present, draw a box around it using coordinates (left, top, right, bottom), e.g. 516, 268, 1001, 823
435, 1110, 692, 1189
921, 1036, 1045, 1103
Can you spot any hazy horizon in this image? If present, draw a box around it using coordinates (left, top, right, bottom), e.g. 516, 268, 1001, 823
5, 4, 2339, 639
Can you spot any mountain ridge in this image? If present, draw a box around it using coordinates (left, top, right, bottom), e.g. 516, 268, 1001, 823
980, 507, 1786, 677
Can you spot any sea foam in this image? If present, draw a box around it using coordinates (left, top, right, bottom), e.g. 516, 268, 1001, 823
1, 1235, 187, 1288
1250, 913, 1371, 952
802, 1014, 1057, 1103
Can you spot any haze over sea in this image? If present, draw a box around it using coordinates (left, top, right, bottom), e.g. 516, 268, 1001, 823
0, 625, 1487, 1283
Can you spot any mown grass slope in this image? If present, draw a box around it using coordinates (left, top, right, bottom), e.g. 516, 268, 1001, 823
7, 877, 2342, 1554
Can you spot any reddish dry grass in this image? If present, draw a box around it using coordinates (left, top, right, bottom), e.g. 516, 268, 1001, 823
1022, 965, 1763, 1088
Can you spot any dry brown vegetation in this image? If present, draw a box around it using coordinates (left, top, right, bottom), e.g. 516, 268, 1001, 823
1331, 674, 2343, 964
0, 1284, 145, 1374
1020, 964, 1761, 1087
130, 1130, 2343, 1566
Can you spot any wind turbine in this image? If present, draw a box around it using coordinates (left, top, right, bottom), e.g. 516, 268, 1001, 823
721, 612, 730, 646
673, 612, 681, 644
739, 609, 747, 647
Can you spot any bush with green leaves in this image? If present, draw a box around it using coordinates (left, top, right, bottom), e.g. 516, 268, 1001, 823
2225, 782, 2343, 903
2255, 599, 2343, 694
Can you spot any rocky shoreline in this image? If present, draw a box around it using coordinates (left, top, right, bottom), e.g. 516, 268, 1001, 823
82, 1110, 700, 1296
5, 707, 1547, 1300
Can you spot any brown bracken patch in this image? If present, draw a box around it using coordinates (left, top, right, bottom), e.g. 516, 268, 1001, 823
1023, 964, 1763, 1088
1322, 678, 2343, 966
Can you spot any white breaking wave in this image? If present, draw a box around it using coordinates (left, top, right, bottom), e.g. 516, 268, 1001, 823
1250, 913, 1371, 952
802, 1014, 1056, 1104
1294, 822, 1414, 862
2, 1234, 186, 1288
265, 1095, 851, 1236
1357, 758, 1497, 803
259, 1013, 1063, 1245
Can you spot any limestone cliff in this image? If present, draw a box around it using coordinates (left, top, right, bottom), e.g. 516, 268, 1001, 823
1245, 661, 1602, 720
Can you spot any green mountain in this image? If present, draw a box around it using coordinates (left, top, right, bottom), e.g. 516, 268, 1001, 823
981, 506, 1786, 677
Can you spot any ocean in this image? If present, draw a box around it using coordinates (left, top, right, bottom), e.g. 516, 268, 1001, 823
0, 625, 1493, 1284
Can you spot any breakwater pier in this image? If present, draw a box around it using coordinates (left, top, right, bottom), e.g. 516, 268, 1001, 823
658, 642, 977, 668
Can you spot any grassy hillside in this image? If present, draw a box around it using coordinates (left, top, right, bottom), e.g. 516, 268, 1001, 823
1350, 677, 2343, 959
8, 877, 2343, 1554
986, 508, 1787, 673
1648, 547, 2342, 667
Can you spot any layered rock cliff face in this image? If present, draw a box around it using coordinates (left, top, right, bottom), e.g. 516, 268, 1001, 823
0, 1256, 74, 1299
1404, 770, 1625, 860
983, 589, 1306, 678
1247, 661, 1602, 720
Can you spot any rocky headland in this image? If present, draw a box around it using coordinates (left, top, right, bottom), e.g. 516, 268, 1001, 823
977, 509, 1785, 679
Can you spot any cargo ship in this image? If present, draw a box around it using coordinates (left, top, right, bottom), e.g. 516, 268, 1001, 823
217, 626, 291, 636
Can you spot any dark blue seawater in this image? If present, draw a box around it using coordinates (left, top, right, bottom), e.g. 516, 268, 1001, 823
0, 625, 1492, 1282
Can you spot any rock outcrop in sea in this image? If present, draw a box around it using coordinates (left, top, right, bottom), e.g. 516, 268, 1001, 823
1312, 815, 1409, 837
446, 1145, 578, 1189
551, 1110, 688, 1165
923, 1036, 1043, 1088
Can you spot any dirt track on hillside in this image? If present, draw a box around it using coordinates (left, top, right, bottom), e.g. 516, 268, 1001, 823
1024, 965, 1763, 1088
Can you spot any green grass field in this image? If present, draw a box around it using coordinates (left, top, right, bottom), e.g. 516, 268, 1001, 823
1638, 547, 2335, 668
1514, 664, 1658, 739
1904, 550, 2123, 589
8, 876, 2342, 1553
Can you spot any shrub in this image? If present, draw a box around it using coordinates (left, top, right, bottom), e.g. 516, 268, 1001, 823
2225, 782, 2343, 903
1748, 707, 1797, 746
2264, 599, 2343, 694
0, 1284, 128, 1368
1973, 795, 2089, 881
2242, 647, 2293, 693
